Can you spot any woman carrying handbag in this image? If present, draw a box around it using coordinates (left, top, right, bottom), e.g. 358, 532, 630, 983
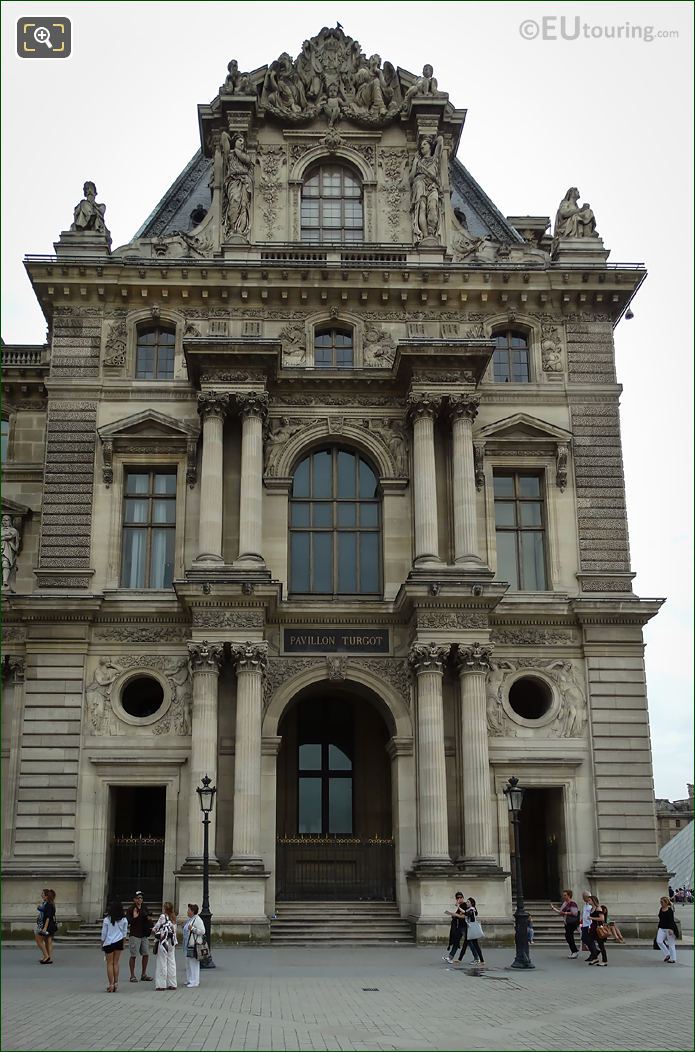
464, 897, 486, 967
152, 902, 178, 990
184, 903, 206, 988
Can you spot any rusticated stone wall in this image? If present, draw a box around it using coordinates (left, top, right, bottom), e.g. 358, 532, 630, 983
566, 318, 616, 384
50, 307, 102, 379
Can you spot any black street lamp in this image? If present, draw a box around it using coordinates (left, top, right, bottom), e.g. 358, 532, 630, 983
504, 776, 535, 970
196, 774, 217, 969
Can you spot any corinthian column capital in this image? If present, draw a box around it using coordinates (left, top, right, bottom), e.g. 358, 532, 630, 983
406, 392, 442, 422
187, 639, 224, 674
234, 391, 269, 421
448, 395, 480, 422
455, 642, 494, 674
230, 640, 268, 675
197, 391, 230, 420
408, 642, 451, 674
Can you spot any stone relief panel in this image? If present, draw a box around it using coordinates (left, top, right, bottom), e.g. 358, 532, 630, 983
486, 659, 587, 739
85, 655, 192, 736
263, 655, 411, 711
192, 609, 265, 630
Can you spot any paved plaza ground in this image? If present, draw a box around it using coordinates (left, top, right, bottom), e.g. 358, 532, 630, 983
1, 943, 692, 1052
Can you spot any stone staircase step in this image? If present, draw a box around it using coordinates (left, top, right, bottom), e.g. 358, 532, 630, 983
271, 901, 415, 945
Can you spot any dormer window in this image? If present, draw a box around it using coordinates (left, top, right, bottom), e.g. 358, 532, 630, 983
492, 329, 530, 383
301, 165, 363, 244
135, 324, 176, 380
314, 327, 354, 369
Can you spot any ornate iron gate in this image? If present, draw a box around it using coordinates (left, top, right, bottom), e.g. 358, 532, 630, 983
108, 834, 165, 905
276, 836, 395, 900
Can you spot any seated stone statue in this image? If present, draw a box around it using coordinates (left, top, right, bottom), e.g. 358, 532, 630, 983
554, 187, 599, 239
403, 64, 440, 106
70, 182, 109, 237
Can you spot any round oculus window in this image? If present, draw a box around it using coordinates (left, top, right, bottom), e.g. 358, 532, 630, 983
120, 676, 165, 719
507, 676, 552, 721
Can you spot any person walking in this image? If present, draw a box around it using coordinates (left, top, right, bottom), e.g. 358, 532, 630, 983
585, 895, 609, 967
152, 902, 178, 990
463, 897, 485, 967
101, 900, 128, 992
656, 896, 679, 963
580, 891, 593, 955
443, 892, 467, 963
183, 903, 206, 988
550, 889, 580, 958
36, 889, 57, 964
126, 891, 153, 983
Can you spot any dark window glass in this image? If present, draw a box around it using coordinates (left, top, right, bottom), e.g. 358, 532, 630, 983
289, 448, 381, 597
493, 472, 547, 591
135, 325, 176, 380
121, 470, 176, 588
492, 329, 530, 383
300, 166, 363, 243
314, 327, 354, 370
1, 419, 9, 462
296, 700, 353, 835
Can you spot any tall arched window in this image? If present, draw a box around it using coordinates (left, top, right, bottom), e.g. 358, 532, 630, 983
135, 324, 176, 380
301, 165, 363, 243
492, 329, 530, 383
289, 448, 381, 596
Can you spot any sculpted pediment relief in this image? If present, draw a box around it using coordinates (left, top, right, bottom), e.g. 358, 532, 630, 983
97, 410, 200, 488
475, 413, 572, 445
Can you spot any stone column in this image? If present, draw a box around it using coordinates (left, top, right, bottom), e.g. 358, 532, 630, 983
186, 640, 224, 866
234, 392, 269, 564
229, 641, 268, 872
408, 643, 451, 868
406, 394, 442, 565
455, 643, 497, 869
195, 392, 229, 564
449, 395, 484, 568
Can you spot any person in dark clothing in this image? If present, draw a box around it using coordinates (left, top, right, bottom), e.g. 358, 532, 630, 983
443, 892, 466, 963
585, 895, 608, 966
37, 888, 57, 964
126, 891, 153, 982
550, 889, 580, 957
656, 896, 678, 963
463, 897, 485, 966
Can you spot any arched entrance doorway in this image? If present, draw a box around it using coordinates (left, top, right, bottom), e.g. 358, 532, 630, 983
275, 682, 395, 901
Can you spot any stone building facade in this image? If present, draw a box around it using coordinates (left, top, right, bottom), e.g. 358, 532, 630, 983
2, 27, 668, 940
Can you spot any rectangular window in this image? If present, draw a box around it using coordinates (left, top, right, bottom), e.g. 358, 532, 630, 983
493, 472, 547, 591
121, 470, 176, 588
1, 419, 9, 462
135, 326, 176, 380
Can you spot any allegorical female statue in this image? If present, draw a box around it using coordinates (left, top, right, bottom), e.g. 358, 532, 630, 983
1, 514, 20, 591
220, 132, 255, 241
554, 187, 599, 239
409, 134, 444, 242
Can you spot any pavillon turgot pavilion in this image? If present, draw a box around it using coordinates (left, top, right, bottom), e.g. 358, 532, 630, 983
1, 26, 668, 941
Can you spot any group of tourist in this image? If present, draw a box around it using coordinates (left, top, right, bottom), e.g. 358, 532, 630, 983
670, 886, 693, 904
551, 889, 680, 966
98, 892, 207, 992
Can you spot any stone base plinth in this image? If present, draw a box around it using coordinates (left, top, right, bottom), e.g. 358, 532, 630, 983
406, 869, 511, 943
1, 863, 86, 934
54, 230, 111, 257
551, 236, 610, 263
174, 871, 270, 942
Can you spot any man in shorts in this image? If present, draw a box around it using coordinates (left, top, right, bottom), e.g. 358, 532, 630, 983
126, 891, 153, 982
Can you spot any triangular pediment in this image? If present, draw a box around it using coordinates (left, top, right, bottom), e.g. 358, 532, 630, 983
98, 410, 199, 443
475, 413, 572, 444
2, 497, 31, 519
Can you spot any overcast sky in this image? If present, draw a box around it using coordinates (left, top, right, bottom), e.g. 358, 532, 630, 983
2, 1, 693, 799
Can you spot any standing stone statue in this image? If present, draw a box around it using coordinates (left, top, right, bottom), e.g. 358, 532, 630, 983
409, 134, 444, 242
220, 132, 255, 241
1, 515, 20, 592
554, 187, 599, 239
70, 181, 109, 237
85, 657, 120, 734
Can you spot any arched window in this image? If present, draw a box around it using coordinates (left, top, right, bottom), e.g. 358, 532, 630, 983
492, 329, 530, 383
314, 326, 354, 369
289, 448, 381, 597
301, 165, 363, 243
135, 324, 176, 380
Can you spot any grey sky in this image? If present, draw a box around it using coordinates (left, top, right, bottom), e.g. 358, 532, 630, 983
2, 0, 692, 798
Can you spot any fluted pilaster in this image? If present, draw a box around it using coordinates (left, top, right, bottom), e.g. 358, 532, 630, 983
234, 392, 268, 565
195, 392, 229, 564
448, 396, 484, 567
185, 640, 224, 865
455, 643, 497, 868
408, 643, 451, 868
229, 641, 268, 871
407, 394, 442, 565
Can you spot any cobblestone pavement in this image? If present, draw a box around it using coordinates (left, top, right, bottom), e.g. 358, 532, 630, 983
2, 944, 692, 1051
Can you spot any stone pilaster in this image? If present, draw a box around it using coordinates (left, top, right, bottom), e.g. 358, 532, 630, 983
448, 395, 484, 568
408, 643, 451, 869
194, 392, 229, 564
234, 392, 269, 565
455, 643, 498, 871
406, 394, 442, 566
229, 641, 268, 872
185, 640, 224, 867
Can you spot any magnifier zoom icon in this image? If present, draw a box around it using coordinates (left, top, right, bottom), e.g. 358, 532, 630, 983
33, 26, 53, 48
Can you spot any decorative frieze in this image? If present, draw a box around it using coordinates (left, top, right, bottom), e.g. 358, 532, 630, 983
486, 658, 587, 738
416, 610, 488, 630
192, 610, 265, 630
